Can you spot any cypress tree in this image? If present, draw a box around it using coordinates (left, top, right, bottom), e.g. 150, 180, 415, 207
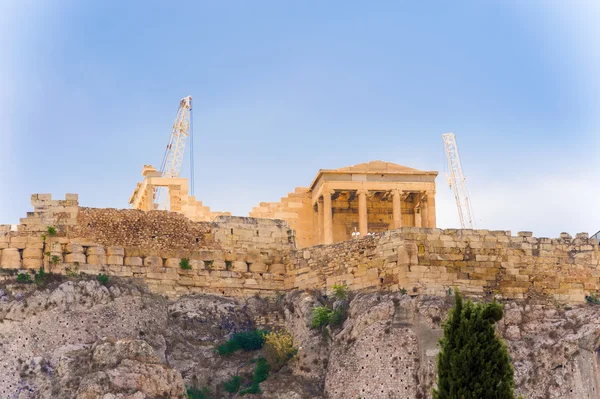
433, 291, 515, 399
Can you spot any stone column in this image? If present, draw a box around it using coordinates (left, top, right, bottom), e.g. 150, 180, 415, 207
317, 198, 324, 244
392, 189, 402, 230
421, 198, 429, 228
413, 192, 423, 228
144, 185, 154, 211
323, 190, 334, 245
169, 184, 182, 212
426, 191, 436, 228
357, 189, 368, 237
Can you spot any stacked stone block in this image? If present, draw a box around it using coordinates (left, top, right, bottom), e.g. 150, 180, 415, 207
3, 192, 600, 303
18, 194, 78, 233
287, 228, 600, 302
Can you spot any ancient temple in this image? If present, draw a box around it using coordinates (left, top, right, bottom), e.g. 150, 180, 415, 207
129, 161, 438, 248
250, 161, 438, 248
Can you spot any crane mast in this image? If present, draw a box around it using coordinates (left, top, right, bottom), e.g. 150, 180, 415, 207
442, 132, 475, 229
155, 96, 193, 210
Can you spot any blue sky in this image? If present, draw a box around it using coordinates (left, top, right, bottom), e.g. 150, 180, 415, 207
1, 1, 599, 237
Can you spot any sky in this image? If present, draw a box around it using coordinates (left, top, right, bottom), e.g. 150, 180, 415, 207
1, 0, 599, 238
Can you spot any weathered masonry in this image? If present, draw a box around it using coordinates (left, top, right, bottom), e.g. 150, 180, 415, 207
1, 193, 599, 303
250, 161, 438, 247
129, 165, 231, 222
129, 160, 438, 248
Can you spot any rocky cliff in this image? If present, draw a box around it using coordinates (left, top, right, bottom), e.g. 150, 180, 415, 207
0, 277, 599, 398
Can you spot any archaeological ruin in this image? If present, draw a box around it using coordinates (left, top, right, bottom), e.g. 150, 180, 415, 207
0, 159, 598, 302
2, 160, 600, 399
130, 160, 438, 248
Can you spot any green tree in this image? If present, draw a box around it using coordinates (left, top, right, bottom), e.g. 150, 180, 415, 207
433, 291, 515, 399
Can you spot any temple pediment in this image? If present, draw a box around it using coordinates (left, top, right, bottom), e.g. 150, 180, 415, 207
333, 160, 423, 174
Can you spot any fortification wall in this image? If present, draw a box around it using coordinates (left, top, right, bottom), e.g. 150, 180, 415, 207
3, 193, 600, 302
287, 228, 599, 302
0, 195, 294, 297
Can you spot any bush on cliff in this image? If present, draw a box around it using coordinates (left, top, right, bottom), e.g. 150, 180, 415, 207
217, 329, 267, 356
332, 283, 349, 300
311, 305, 347, 330
433, 291, 514, 399
264, 329, 297, 370
239, 357, 270, 395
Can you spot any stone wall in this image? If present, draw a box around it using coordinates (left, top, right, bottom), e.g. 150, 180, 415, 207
3, 193, 600, 302
287, 228, 600, 302
17, 194, 79, 233
0, 195, 294, 297
250, 187, 316, 248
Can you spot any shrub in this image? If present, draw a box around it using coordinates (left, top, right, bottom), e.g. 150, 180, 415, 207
240, 357, 270, 395
264, 329, 297, 370
332, 283, 349, 301
34, 267, 52, 287
217, 329, 267, 356
311, 306, 332, 329
586, 293, 600, 305
66, 266, 79, 278
97, 273, 109, 286
46, 226, 57, 236
35, 267, 46, 280
16, 273, 32, 283
223, 375, 242, 393
186, 386, 213, 399
433, 290, 514, 399
50, 255, 61, 266
399, 287, 408, 295
180, 258, 191, 270
329, 307, 347, 327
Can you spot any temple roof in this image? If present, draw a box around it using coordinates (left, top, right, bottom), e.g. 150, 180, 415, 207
309, 160, 438, 190
333, 160, 422, 174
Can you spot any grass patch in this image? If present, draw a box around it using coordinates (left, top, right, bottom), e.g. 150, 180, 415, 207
180, 258, 191, 270
186, 386, 213, 399
16, 273, 32, 284
97, 273, 109, 286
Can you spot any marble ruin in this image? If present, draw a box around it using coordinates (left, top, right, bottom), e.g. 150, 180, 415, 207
0, 184, 599, 303
251, 160, 437, 247
128, 165, 230, 222
130, 160, 438, 248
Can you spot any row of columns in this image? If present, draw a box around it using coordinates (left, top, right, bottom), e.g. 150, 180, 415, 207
317, 189, 435, 245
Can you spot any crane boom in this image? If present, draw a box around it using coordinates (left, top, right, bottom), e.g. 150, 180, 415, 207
155, 96, 193, 210
442, 132, 475, 229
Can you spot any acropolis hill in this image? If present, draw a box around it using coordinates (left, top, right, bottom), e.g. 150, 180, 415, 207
0, 160, 598, 303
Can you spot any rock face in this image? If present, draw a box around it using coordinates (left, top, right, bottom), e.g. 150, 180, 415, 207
21, 338, 186, 399
1, 279, 600, 398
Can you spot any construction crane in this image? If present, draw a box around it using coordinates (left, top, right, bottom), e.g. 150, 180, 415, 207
154, 95, 194, 210
442, 132, 475, 229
